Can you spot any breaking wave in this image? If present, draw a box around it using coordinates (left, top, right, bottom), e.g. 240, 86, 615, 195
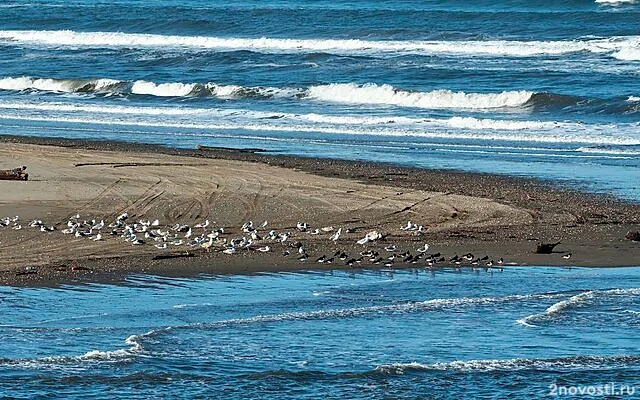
517, 288, 640, 327
0, 334, 144, 369
4, 76, 639, 115
1, 30, 639, 60
306, 83, 533, 109
0, 76, 531, 109
0, 76, 120, 94
0, 76, 290, 100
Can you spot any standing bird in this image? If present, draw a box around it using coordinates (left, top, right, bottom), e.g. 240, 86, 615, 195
200, 237, 214, 252
536, 241, 562, 254
331, 228, 342, 242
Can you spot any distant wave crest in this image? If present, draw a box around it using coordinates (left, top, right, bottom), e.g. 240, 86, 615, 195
0, 30, 639, 60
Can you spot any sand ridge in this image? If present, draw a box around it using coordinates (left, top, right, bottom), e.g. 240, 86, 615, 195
0, 140, 638, 286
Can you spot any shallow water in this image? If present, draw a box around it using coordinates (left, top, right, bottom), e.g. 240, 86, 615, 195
0, 0, 639, 199
1, 267, 639, 398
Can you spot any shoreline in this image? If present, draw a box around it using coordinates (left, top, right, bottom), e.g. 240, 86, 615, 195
0, 135, 638, 287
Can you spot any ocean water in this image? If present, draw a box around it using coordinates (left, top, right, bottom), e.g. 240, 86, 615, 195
0, 0, 639, 199
1, 267, 640, 398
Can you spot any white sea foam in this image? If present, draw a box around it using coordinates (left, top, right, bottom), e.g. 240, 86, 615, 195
0, 30, 639, 60
595, 0, 638, 4
173, 303, 213, 309
576, 146, 640, 155
0, 75, 536, 110
518, 288, 640, 326
131, 80, 196, 97
0, 76, 120, 93
628, 96, 640, 102
0, 100, 207, 116
445, 116, 557, 130
375, 355, 640, 374
204, 83, 243, 97
1, 334, 144, 369
0, 100, 573, 131
612, 48, 640, 61
2, 113, 639, 146
306, 83, 534, 109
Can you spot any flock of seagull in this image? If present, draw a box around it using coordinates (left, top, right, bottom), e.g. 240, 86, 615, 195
1, 214, 507, 270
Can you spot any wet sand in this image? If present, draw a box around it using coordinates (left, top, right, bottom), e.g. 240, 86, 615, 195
0, 135, 638, 286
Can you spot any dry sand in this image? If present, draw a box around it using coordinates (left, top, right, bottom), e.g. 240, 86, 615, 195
0, 137, 638, 286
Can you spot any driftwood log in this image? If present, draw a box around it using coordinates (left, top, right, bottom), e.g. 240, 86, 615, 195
0, 165, 28, 181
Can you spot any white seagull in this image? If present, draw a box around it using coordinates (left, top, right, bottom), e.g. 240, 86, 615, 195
194, 219, 210, 229
331, 228, 342, 242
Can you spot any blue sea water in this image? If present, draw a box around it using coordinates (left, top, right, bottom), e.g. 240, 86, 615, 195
1, 268, 640, 399
0, 0, 639, 199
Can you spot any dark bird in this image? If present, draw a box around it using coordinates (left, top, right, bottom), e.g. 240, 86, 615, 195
536, 241, 562, 254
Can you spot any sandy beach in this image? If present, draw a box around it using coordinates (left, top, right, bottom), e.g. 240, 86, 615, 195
0, 136, 638, 286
